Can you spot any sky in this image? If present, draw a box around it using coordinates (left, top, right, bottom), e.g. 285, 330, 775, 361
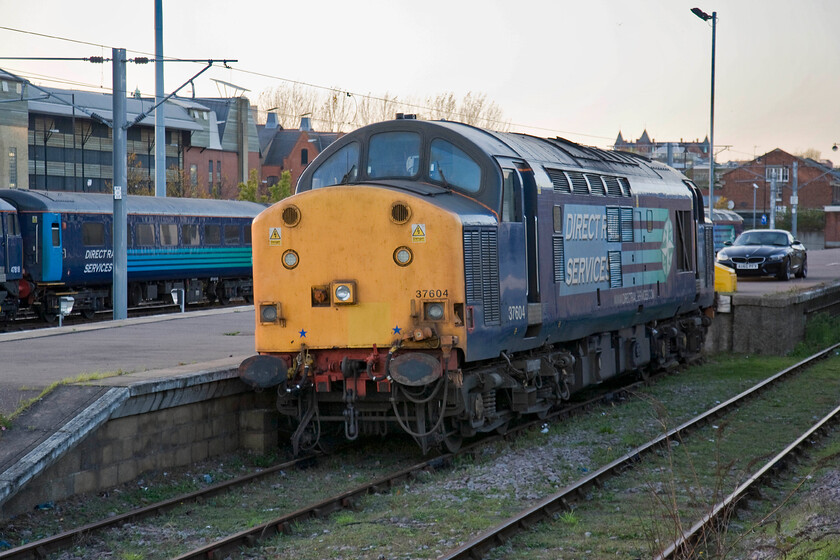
1, 0, 838, 163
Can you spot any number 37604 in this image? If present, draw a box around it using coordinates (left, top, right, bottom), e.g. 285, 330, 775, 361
415, 289, 448, 298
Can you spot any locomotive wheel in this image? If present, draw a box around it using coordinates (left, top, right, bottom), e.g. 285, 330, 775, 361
40, 309, 58, 323
215, 285, 230, 305
81, 309, 96, 320
440, 418, 463, 454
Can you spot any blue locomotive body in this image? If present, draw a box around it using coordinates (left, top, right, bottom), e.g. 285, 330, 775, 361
0, 189, 264, 320
242, 118, 715, 453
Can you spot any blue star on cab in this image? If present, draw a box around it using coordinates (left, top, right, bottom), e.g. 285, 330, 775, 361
299, 328, 307, 338
393, 325, 402, 335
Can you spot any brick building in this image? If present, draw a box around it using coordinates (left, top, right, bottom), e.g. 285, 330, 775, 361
719, 149, 840, 224
258, 115, 340, 189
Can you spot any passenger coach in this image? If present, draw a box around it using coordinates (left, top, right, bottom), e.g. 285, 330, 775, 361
0, 189, 264, 320
241, 117, 716, 454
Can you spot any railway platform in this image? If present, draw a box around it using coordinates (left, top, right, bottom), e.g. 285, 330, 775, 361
0, 306, 268, 518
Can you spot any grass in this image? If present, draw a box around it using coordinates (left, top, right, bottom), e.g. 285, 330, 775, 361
1, 369, 130, 430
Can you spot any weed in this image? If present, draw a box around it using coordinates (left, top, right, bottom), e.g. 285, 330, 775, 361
558, 510, 579, 526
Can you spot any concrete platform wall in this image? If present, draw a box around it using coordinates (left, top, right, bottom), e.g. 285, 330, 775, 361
2, 375, 276, 519
707, 281, 840, 355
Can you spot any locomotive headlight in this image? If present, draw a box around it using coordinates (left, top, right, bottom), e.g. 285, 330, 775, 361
424, 302, 445, 321
393, 246, 413, 266
260, 303, 278, 323
331, 281, 356, 304
282, 250, 299, 269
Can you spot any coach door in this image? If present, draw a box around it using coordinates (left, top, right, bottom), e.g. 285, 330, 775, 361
39, 212, 63, 282
2, 211, 23, 280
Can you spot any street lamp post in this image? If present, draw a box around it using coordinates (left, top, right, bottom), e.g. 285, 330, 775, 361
692, 7, 717, 221
752, 183, 759, 229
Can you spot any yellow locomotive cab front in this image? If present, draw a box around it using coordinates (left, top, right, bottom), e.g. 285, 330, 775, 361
246, 185, 466, 390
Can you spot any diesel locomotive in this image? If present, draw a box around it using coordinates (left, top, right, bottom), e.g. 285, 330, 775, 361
239, 118, 715, 454
0, 189, 264, 321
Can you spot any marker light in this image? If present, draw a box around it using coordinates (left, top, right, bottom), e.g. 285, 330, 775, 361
393, 246, 413, 266
282, 250, 299, 269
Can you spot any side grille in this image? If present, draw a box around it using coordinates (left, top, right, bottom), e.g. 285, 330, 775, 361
608, 251, 623, 288
586, 174, 606, 196
546, 168, 571, 194
620, 208, 634, 242
705, 227, 714, 284
464, 227, 501, 325
567, 171, 590, 195
553, 236, 565, 283
606, 207, 620, 242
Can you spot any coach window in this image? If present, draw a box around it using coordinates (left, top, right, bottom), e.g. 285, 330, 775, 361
430, 139, 480, 193
368, 132, 421, 179
135, 223, 155, 246
244, 226, 251, 244
160, 224, 177, 246
82, 222, 105, 246
224, 224, 240, 245
182, 224, 200, 246
204, 224, 221, 245
312, 142, 360, 188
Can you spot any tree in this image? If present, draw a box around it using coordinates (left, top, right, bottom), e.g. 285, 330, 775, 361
268, 170, 292, 203
126, 153, 153, 195
796, 148, 822, 161
257, 86, 508, 132
237, 169, 263, 202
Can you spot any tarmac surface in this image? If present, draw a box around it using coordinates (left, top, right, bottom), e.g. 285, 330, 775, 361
0, 306, 256, 418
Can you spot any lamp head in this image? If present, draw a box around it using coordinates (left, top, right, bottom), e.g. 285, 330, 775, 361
752, 183, 759, 189
833, 143, 838, 152
691, 7, 713, 21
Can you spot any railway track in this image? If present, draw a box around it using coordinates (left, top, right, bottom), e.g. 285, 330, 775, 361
439, 343, 840, 560
4, 345, 837, 559
0, 370, 642, 559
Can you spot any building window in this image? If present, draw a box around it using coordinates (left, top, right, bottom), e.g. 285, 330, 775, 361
209, 160, 214, 185
8, 147, 16, 188
216, 160, 221, 184
190, 164, 198, 186
301, 149, 309, 166
766, 166, 789, 183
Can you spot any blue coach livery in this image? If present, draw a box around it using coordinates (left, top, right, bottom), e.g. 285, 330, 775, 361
0, 189, 264, 320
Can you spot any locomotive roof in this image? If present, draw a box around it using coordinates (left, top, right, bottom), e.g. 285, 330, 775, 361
0, 189, 265, 218
427, 120, 680, 181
